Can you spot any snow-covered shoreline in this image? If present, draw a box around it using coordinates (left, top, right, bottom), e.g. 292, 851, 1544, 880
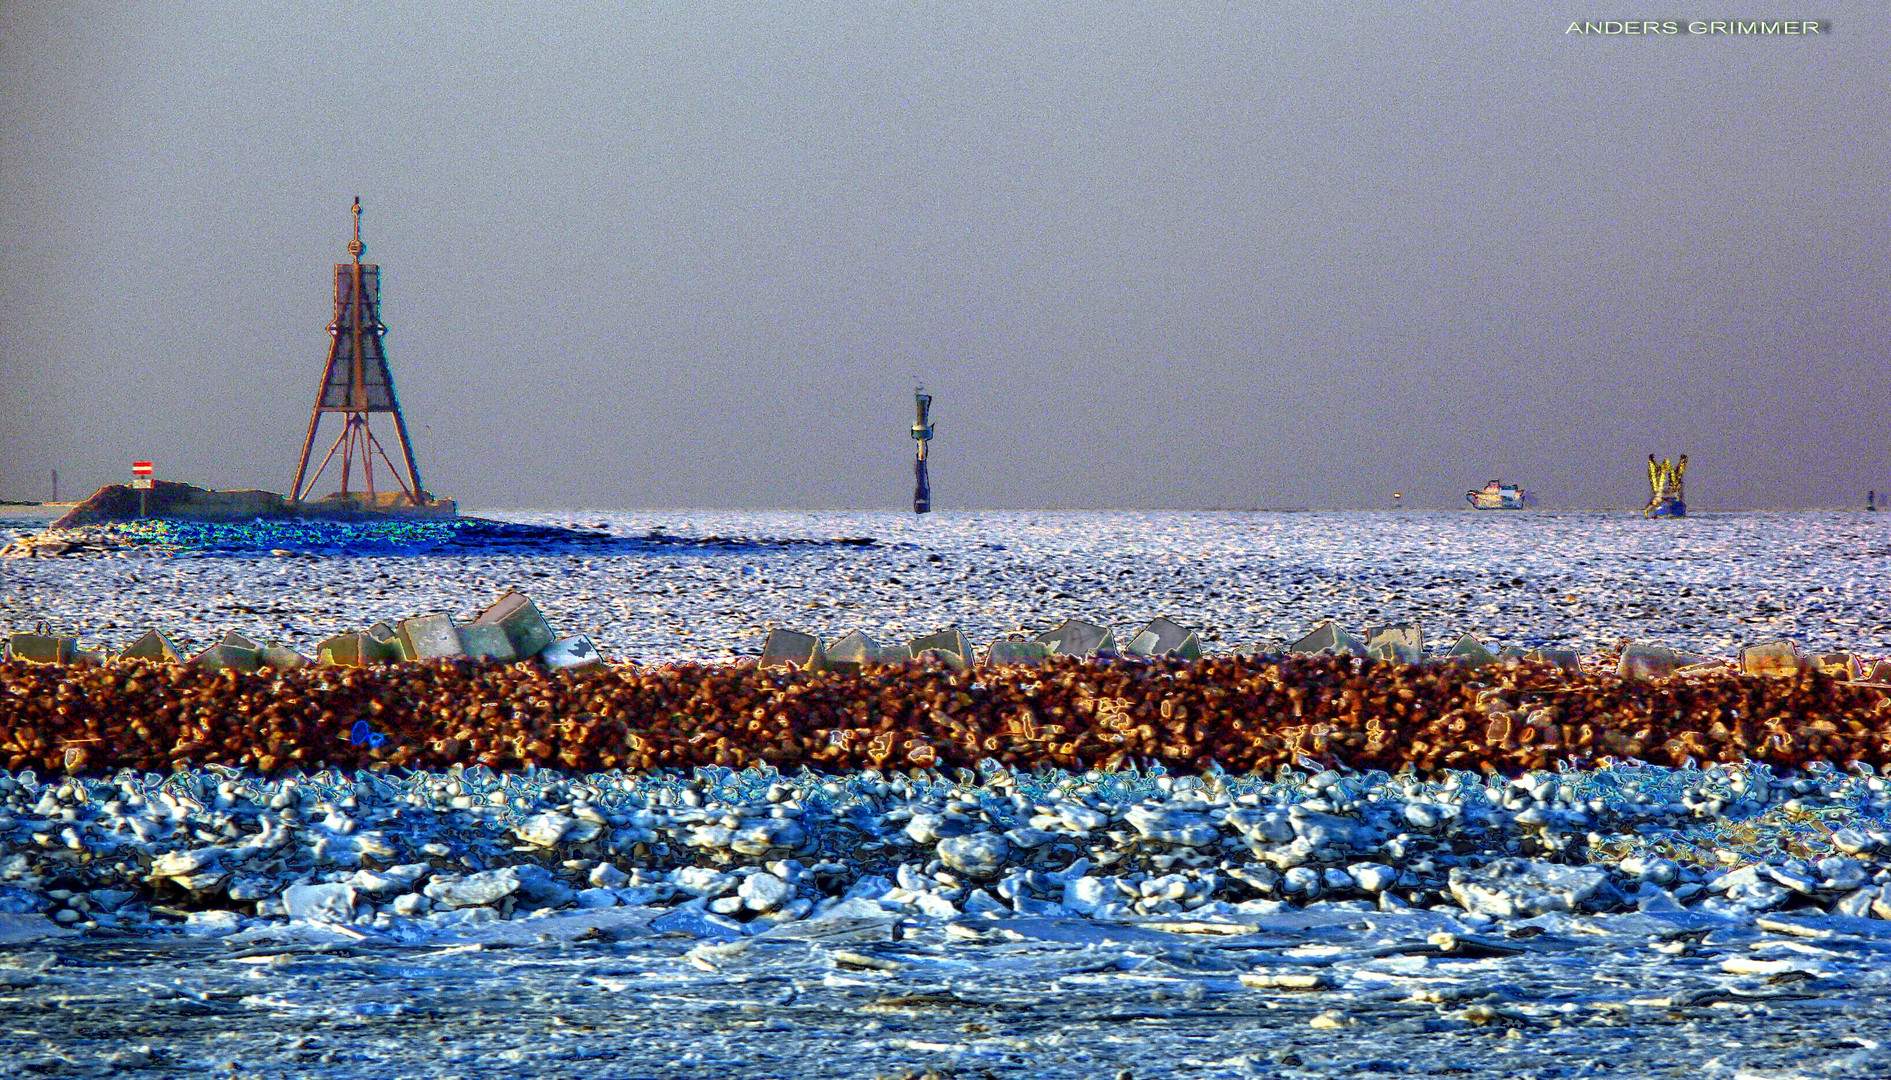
5, 509, 1889, 666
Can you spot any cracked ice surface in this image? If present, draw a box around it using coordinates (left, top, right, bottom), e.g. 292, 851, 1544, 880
4, 509, 1889, 663
6, 905, 1891, 1078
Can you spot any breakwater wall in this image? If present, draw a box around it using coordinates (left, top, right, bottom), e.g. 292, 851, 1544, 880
5, 654, 1887, 779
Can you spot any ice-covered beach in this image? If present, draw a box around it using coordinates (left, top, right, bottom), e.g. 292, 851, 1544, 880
7, 508, 1890, 665
4, 508, 1891, 1079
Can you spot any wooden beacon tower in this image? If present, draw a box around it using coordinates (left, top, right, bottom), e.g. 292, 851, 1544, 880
290, 198, 428, 508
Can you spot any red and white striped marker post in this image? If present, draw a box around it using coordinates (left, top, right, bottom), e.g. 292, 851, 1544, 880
131, 461, 154, 517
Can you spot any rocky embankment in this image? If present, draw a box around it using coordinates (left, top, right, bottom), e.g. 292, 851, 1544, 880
3, 761, 1890, 940
3, 654, 1888, 778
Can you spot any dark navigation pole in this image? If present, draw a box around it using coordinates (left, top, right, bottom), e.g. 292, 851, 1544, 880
911, 387, 934, 514
290, 198, 428, 507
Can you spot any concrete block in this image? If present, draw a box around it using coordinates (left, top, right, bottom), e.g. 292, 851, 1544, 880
1033, 619, 1115, 658
1526, 647, 1582, 674
1739, 640, 1801, 677
1618, 642, 1712, 680
470, 591, 555, 659
365, 633, 400, 663
317, 632, 397, 667
119, 629, 184, 664
71, 649, 109, 667
258, 645, 311, 670
1167, 630, 1203, 660
398, 614, 465, 661
1443, 633, 1496, 667
910, 627, 973, 665
825, 631, 912, 671
455, 624, 519, 663
540, 635, 603, 671
1362, 623, 1423, 664
1287, 621, 1367, 658
1619, 643, 1678, 679
913, 648, 971, 670
1865, 659, 1891, 684
760, 628, 825, 671
1126, 618, 1202, 660
220, 630, 263, 651
6, 633, 75, 665
191, 644, 260, 672
825, 630, 881, 674
1813, 653, 1860, 680
985, 639, 1050, 666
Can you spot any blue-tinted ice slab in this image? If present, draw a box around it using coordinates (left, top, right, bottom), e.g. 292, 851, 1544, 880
650, 902, 750, 940
0, 912, 79, 944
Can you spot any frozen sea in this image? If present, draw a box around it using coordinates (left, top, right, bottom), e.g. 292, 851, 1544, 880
6, 507, 1891, 665
4, 508, 1891, 1079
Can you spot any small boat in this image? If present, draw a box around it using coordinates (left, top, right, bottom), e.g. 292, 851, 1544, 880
1466, 480, 1534, 510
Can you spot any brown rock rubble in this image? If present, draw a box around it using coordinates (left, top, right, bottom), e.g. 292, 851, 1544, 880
3, 654, 1887, 779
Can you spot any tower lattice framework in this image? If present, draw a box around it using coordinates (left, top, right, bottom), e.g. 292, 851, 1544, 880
290, 197, 427, 506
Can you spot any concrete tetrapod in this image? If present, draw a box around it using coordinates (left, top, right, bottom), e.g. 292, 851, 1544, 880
824, 631, 883, 675
5, 630, 77, 665
908, 627, 973, 669
1125, 617, 1203, 661
118, 629, 184, 664
397, 614, 466, 662
1034, 619, 1115, 659
1288, 621, 1368, 658
456, 624, 518, 662
540, 635, 603, 671
1740, 640, 1802, 677
985, 638, 1050, 666
1443, 632, 1498, 667
1362, 622, 1423, 664
759, 628, 825, 671
1618, 641, 1716, 680
471, 591, 555, 659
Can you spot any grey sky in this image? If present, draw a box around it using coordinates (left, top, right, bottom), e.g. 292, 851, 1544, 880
2, 3, 1884, 510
